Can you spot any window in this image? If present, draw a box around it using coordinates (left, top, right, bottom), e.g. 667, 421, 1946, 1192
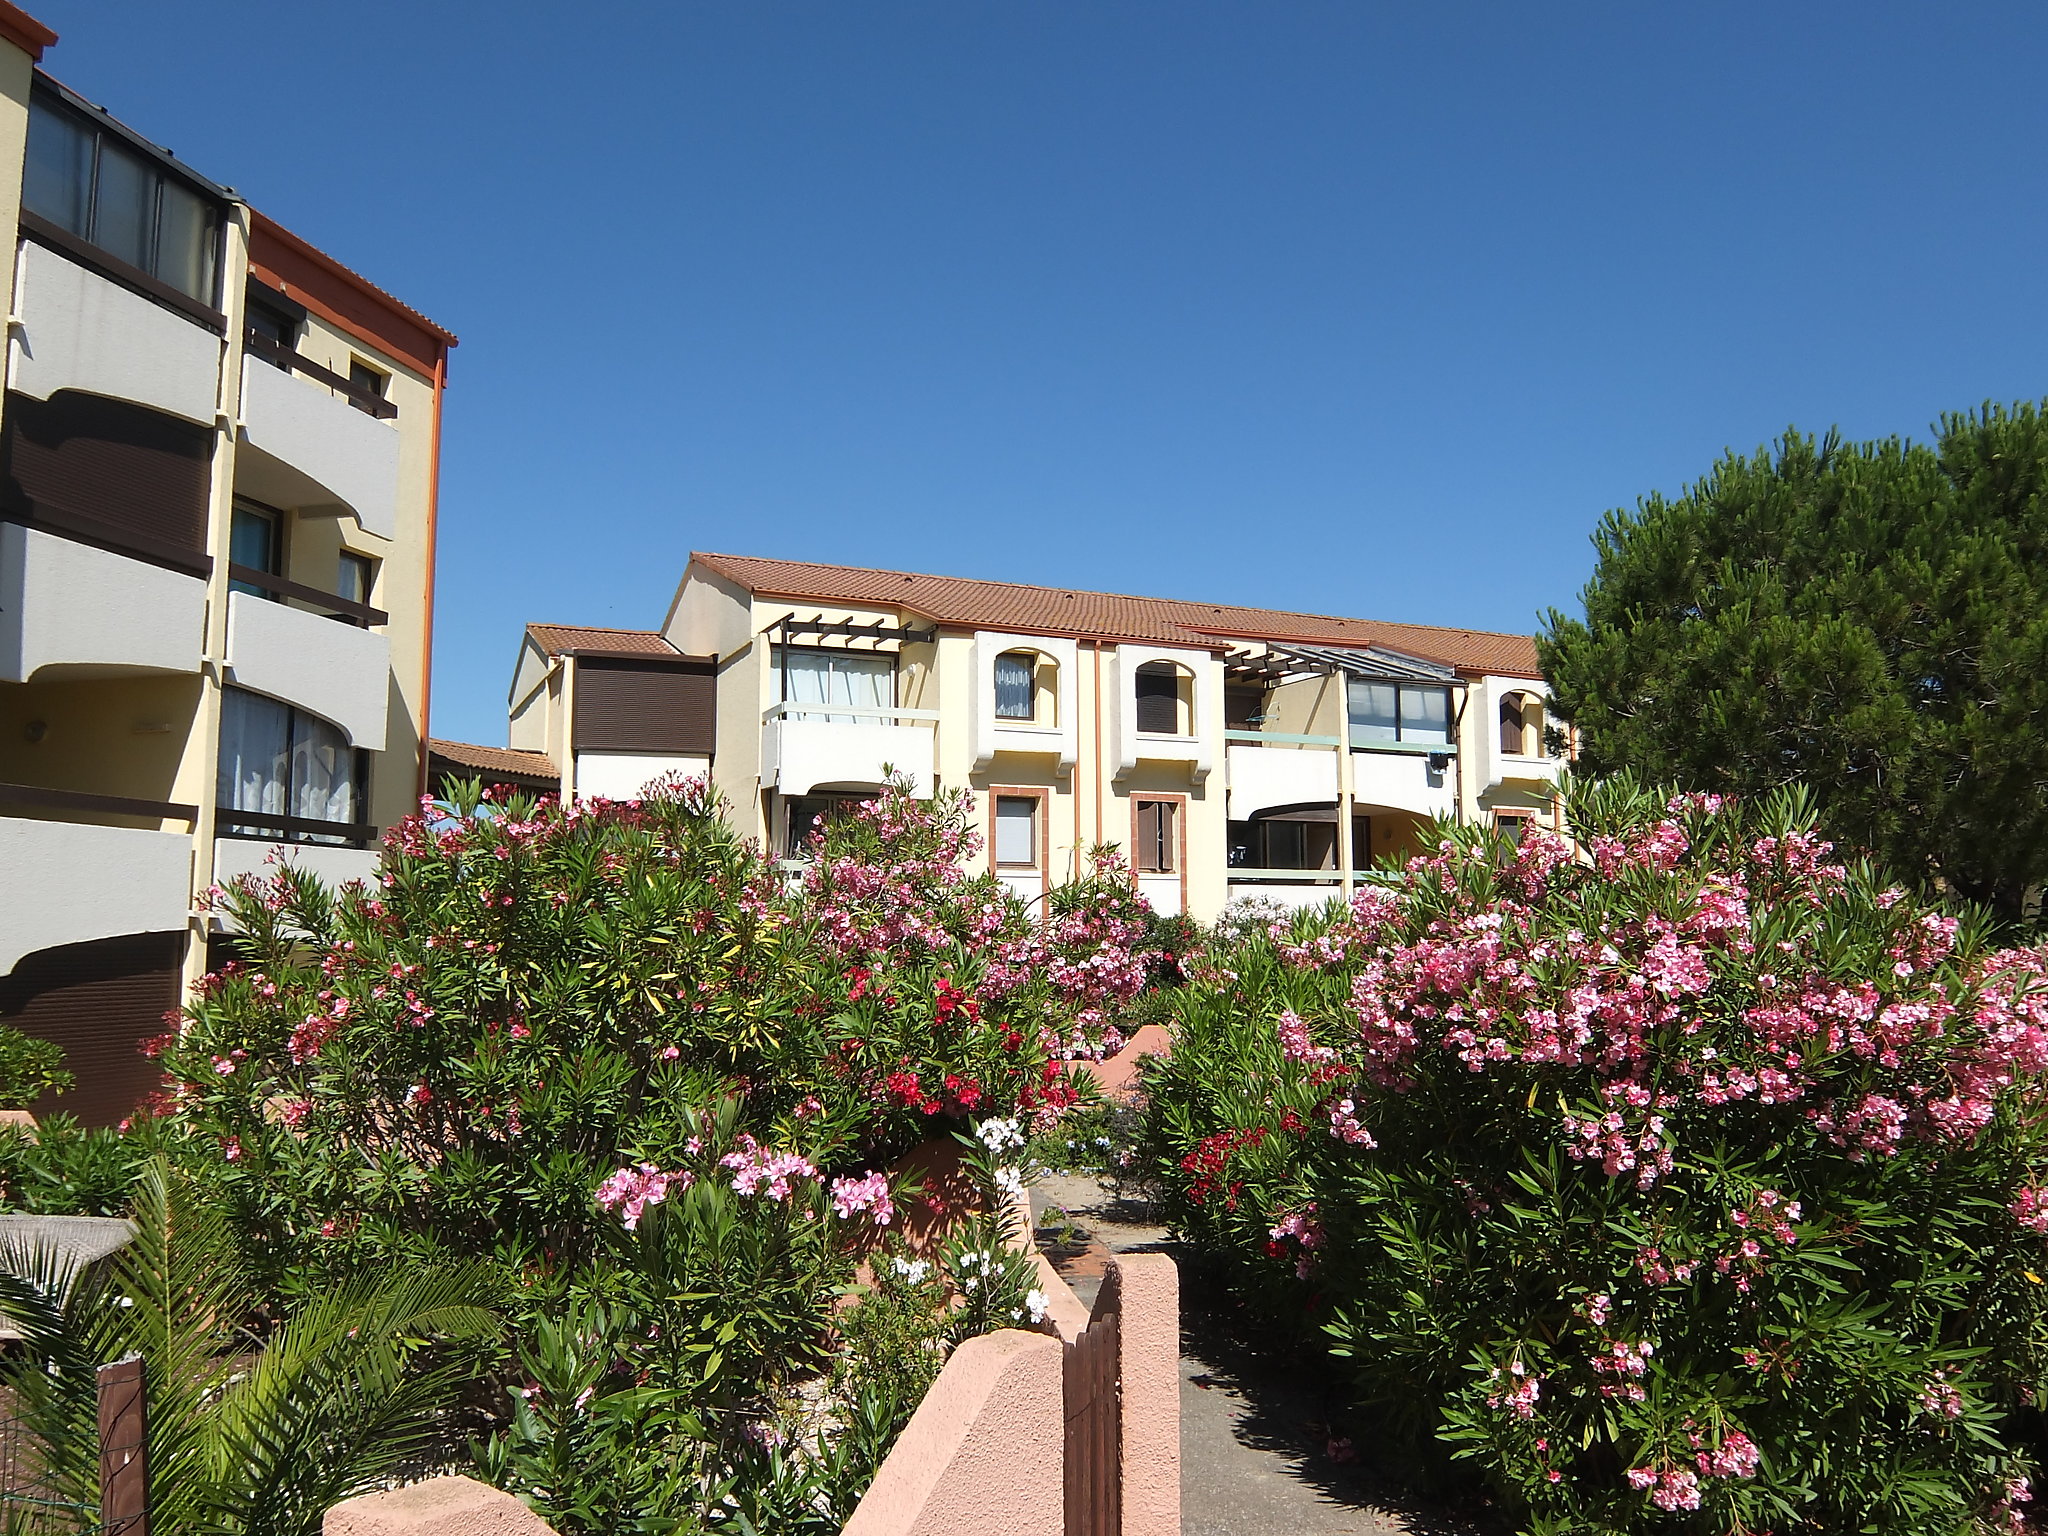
784, 792, 867, 857
1134, 798, 1178, 874
248, 298, 299, 355
228, 502, 281, 600
994, 795, 1040, 868
1226, 817, 1336, 871
338, 552, 375, 609
1135, 661, 1191, 735
994, 651, 1037, 721
348, 358, 389, 416
1347, 680, 1451, 746
1500, 691, 1545, 757
1493, 809, 1535, 845
775, 646, 896, 724
23, 91, 222, 304
217, 688, 364, 842
1224, 686, 1265, 731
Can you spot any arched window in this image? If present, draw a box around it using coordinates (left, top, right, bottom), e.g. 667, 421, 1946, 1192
1500, 691, 1545, 757
1499, 693, 1525, 757
1134, 661, 1193, 736
994, 650, 1047, 723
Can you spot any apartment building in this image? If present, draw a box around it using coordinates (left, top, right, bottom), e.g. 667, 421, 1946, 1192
0, 7, 453, 1122
482, 553, 1562, 923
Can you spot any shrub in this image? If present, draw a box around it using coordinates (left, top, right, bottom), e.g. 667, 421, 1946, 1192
1144, 777, 2048, 1535
0, 1023, 72, 1108
0, 1114, 140, 1215
152, 776, 1130, 1530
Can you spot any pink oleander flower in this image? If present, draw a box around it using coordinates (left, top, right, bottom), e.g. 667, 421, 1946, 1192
721, 1135, 817, 1200
1696, 1431, 1761, 1480
829, 1170, 894, 1225
595, 1162, 694, 1229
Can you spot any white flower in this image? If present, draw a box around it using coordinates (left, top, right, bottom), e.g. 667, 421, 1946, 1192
976, 1117, 1025, 1154
993, 1165, 1029, 1204
1026, 1288, 1049, 1322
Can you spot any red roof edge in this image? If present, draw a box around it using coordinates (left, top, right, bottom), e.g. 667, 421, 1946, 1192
0, 4, 56, 60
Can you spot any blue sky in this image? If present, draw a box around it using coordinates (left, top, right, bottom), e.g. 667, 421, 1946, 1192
36, 2, 2048, 745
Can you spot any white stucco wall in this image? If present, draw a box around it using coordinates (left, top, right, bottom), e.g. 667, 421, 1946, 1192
0, 524, 206, 682
1351, 748, 1455, 819
239, 362, 401, 539
8, 241, 221, 425
1108, 643, 1216, 784
212, 838, 379, 898
970, 631, 1078, 774
574, 751, 710, 800
1224, 742, 1339, 820
0, 819, 190, 974
1136, 873, 1183, 917
224, 592, 390, 749
765, 717, 934, 798
1225, 880, 1343, 914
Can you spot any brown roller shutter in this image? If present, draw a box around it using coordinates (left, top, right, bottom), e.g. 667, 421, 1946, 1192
1134, 665, 1179, 734
2, 389, 213, 558
0, 931, 181, 1127
573, 658, 717, 755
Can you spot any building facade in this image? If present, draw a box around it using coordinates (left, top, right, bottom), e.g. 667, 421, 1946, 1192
483, 552, 1563, 924
0, 6, 453, 1122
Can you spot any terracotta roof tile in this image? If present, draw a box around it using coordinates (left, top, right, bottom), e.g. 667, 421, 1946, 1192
526, 624, 678, 659
690, 552, 1541, 678
427, 739, 557, 781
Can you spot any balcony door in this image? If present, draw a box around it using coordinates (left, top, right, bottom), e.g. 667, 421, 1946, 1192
776, 647, 895, 725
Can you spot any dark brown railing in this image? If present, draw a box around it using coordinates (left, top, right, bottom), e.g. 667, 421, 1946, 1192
226, 563, 387, 627
243, 330, 398, 419
0, 782, 197, 823
215, 806, 378, 848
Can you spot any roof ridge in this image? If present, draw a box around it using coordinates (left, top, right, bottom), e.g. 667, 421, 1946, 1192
689, 550, 1537, 645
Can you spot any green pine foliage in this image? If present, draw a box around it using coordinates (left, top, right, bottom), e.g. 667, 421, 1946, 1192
1540, 403, 2048, 921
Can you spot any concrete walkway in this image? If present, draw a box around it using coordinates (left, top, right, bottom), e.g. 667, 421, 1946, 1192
1031, 1172, 1488, 1536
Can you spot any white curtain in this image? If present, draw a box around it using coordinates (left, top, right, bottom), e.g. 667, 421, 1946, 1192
779, 648, 894, 724
291, 712, 357, 831
217, 689, 289, 820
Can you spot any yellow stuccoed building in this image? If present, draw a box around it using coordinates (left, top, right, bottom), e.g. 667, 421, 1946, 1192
0, 2, 453, 1123
478, 552, 1566, 926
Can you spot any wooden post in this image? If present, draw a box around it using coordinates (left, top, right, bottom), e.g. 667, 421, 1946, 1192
97, 1355, 147, 1536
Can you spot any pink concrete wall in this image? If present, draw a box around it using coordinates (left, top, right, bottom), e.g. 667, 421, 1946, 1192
841, 1328, 1065, 1536
1081, 1023, 1171, 1102
1106, 1253, 1180, 1536
324, 1475, 558, 1536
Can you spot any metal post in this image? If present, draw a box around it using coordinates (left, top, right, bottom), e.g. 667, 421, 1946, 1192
1336, 669, 1354, 897
98, 1355, 148, 1536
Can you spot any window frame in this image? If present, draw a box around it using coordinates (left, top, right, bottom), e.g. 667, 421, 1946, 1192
772, 644, 899, 711
989, 786, 1050, 884
21, 85, 226, 311
993, 650, 1039, 723
1347, 679, 1453, 747
215, 686, 371, 845
1129, 794, 1187, 899
1133, 661, 1193, 737
227, 499, 285, 602
337, 551, 376, 608
347, 357, 390, 416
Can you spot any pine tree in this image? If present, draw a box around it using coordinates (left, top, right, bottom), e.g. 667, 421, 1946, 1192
1540, 402, 2048, 920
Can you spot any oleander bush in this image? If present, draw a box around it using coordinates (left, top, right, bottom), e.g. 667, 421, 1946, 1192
144, 775, 1141, 1533
1144, 776, 2048, 1535
0, 1022, 72, 1108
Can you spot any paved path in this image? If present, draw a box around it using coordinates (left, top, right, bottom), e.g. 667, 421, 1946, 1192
1031, 1173, 1486, 1536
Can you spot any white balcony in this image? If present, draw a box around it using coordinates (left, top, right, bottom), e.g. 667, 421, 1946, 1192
238, 362, 400, 539
1351, 745, 1456, 819
0, 523, 205, 682
1225, 738, 1338, 819
762, 703, 936, 798
1225, 876, 1345, 913
224, 591, 390, 749
7, 241, 220, 426
1489, 753, 1564, 792
0, 817, 190, 975
1136, 873, 1182, 917
213, 838, 379, 897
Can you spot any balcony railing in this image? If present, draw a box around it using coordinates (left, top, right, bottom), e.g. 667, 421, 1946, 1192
0, 782, 197, 825
762, 702, 941, 725
215, 806, 378, 849
245, 330, 397, 419
226, 563, 387, 628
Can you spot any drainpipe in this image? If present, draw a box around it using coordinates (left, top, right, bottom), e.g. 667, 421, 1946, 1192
1337, 668, 1354, 896
415, 350, 447, 802
1091, 640, 1104, 868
